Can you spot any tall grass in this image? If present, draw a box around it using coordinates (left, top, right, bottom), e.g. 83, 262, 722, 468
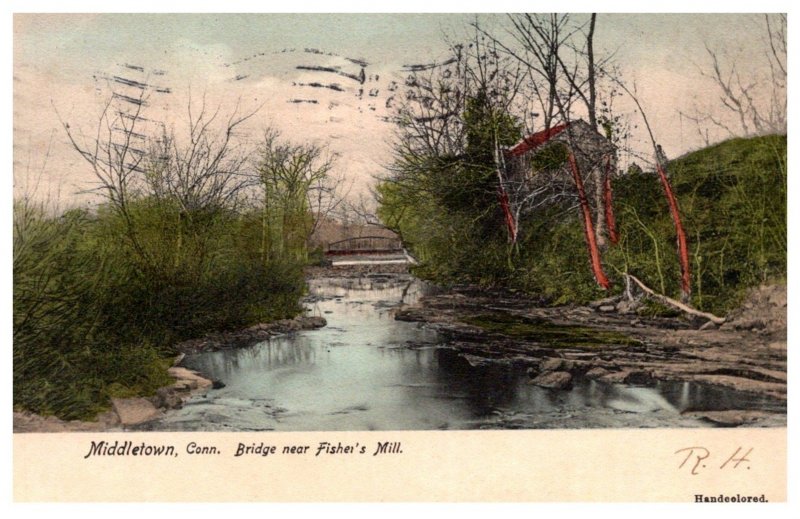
13, 196, 305, 420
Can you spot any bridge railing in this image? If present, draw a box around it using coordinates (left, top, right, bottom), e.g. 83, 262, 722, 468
324, 236, 404, 255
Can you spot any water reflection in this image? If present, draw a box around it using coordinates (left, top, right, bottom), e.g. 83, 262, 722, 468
150, 275, 784, 431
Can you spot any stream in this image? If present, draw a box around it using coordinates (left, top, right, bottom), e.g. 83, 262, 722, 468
144, 274, 785, 431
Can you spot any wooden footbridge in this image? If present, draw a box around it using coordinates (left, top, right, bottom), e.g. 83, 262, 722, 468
323, 235, 415, 265
324, 236, 404, 256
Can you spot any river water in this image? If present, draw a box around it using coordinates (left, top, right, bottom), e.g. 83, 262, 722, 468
146, 274, 784, 431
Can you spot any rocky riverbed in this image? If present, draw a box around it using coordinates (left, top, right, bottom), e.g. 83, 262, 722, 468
172, 315, 327, 355
394, 283, 787, 426
14, 264, 786, 431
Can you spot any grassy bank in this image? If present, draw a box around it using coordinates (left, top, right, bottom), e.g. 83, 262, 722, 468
608, 135, 786, 314
13, 197, 305, 420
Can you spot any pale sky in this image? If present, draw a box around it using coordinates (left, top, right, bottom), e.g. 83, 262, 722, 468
12, 12, 785, 205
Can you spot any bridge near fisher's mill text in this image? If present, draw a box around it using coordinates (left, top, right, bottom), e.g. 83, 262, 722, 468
323, 236, 416, 265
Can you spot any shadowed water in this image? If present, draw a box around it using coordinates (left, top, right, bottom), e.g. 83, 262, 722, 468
145, 275, 785, 431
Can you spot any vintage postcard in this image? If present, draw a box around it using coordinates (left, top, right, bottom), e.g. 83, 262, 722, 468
10, 3, 793, 507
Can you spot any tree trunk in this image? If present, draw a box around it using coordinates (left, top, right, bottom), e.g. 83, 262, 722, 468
568, 152, 610, 289
498, 186, 517, 243
494, 140, 517, 243
655, 162, 691, 301
587, 13, 598, 130
593, 166, 607, 249
603, 155, 619, 244
625, 274, 723, 324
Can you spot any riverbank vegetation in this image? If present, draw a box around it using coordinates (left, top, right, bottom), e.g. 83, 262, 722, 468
381, 133, 786, 315
378, 15, 786, 317
14, 97, 339, 419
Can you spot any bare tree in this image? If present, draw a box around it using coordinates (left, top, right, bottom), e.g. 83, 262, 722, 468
256, 129, 342, 262
477, 13, 623, 268
477, 14, 612, 132
58, 86, 260, 271
56, 86, 156, 262
385, 24, 527, 238
682, 14, 786, 142
602, 71, 693, 302
389, 25, 525, 163
144, 94, 258, 214
57, 92, 145, 207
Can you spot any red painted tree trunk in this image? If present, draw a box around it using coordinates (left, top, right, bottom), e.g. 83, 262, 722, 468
655, 163, 691, 301
497, 185, 517, 243
603, 156, 619, 245
568, 152, 610, 290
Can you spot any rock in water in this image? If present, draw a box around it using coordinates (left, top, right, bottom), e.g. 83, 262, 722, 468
585, 367, 609, 379
301, 316, 327, 329
167, 367, 213, 391
153, 387, 183, 410
682, 410, 775, 427
539, 357, 566, 372
530, 371, 573, 390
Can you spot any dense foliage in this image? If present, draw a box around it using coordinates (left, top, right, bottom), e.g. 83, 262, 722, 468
379, 92, 522, 285
13, 196, 305, 419
380, 134, 786, 315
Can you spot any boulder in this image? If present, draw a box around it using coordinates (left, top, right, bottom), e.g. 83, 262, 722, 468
530, 371, 573, 390
539, 357, 566, 372
95, 410, 121, 427
111, 398, 163, 426
168, 367, 213, 391
597, 370, 631, 384
623, 370, 655, 386
585, 367, 610, 379
598, 305, 616, 313
683, 410, 774, 427
768, 341, 786, 352
153, 387, 184, 410
734, 318, 766, 331
615, 300, 640, 314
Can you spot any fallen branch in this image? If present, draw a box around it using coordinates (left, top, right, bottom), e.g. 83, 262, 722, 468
625, 274, 726, 324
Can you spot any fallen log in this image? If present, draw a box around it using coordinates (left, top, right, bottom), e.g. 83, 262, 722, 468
625, 274, 726, 324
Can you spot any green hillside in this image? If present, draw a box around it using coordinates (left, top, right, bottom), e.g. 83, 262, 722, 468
381, 134, 787, 315
608, 134, 786, 314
